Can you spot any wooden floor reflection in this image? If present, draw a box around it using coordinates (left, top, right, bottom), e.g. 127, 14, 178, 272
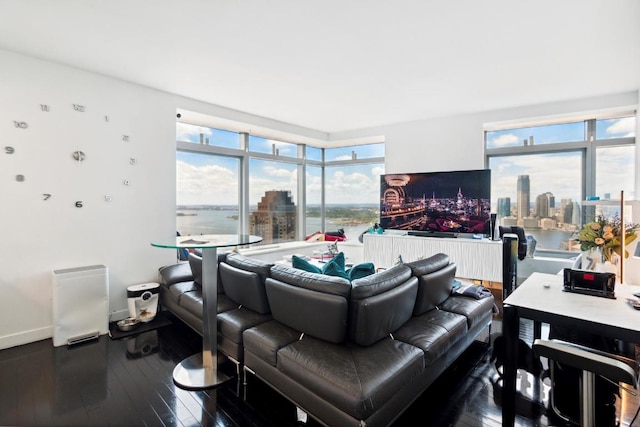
0, 315, 637, 426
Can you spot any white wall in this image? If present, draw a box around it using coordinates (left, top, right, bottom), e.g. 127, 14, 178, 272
0, 50, 177, 348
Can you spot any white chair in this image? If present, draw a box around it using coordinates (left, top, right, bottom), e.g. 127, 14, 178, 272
533, 338, 639, 427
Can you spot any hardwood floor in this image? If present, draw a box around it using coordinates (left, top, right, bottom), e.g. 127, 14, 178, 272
1, 314, 638, 426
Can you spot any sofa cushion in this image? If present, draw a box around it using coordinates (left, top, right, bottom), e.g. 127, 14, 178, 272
188, 253, 203, 285
439, 293, 495, 330
349, 264, 417, 346
158, 262, 193, 287
277, 336, 424, 420
394, 309, 468, 366
266, 265, 350, 344
291, 255, 322, 274
346, 262, 376, 281
217, 307, 272, 345
243, 320, 300, 366
186, 252, 229, 293
320, 252, 349, 279
225, 252, 273, 283
405, 253, 457, 315
219, 262, 271, 314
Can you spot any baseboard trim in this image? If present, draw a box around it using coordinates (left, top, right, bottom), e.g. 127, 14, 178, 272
0, 326, 52, 350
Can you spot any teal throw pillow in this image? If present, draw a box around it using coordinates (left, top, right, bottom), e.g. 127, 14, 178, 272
347, 262, 376, 281
321, 252, 349, 279
292, 255, 322, 274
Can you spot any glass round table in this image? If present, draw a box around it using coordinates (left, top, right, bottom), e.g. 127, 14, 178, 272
151, 234, 262, 389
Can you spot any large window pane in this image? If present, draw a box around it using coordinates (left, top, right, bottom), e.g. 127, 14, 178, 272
489, 152, 582, 251
325, 143, 385, 161
306, 165, 323, 235
249, 159, 298, 244
249, 135, 298, 158
595, 145, 636, 200
176, 123, 240, 148
596, 116, 636, 140
486, 122, 585, 149
324, 163, 384, 240
176, 152, 240, 235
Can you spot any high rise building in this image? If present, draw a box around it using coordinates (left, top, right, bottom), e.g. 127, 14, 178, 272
249, 190, 296, 244
535, 192, 555, 218
517, 175, 530, 220
497, 197, 511, 218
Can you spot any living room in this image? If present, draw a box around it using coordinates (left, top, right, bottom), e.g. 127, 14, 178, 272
1, 1, 639, 426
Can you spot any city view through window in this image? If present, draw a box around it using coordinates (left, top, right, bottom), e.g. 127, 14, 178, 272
486, 115, 636, 252
176, 121, 383, 244
176, 114, 635, 251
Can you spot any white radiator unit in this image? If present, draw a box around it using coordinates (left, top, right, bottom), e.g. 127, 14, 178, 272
52, 265, 109, 347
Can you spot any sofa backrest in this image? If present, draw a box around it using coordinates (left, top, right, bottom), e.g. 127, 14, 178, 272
225, 252, 273, 282
187, 252, 229, 293
266, 264, 351, 344
219, 261, 271, 314
405, 253, 457, 316
349, 264, 417, 346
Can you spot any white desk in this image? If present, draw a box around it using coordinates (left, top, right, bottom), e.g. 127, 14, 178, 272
501, 272, 640, 426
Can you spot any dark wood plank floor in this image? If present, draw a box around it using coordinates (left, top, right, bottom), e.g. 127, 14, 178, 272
1, 314, 638, 426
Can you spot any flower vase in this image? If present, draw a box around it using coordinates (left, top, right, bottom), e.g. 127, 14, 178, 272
581, 248, 603, 271
596, 260, 621, 284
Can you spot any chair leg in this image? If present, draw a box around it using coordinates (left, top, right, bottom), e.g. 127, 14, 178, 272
581, 371, 596, 427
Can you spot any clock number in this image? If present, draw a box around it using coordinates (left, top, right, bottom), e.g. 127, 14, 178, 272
16, 174, 25, 182
43, 193, 51, 201
123, 179, 130, 186
105, 115, 110, 122
72, 150, 86, 161
13, 121, 28, 129
5, 146, 14, 154
129, 158, 136, 165
73, 104, 85, 112
122, 135, 130, 142
75, 201, 83, 208
40, 104, 50, 112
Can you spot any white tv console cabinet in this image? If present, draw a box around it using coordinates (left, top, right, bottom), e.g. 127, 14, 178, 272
363, 233, 503, 286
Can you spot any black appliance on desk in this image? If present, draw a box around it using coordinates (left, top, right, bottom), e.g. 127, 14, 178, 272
500, 226, 527, 300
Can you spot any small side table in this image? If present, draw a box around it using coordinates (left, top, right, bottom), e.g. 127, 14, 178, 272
151, 234, 262, 389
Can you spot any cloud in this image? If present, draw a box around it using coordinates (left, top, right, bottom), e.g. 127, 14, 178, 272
176, 160, 237, 205
176, 123, 212, 142
489, 133, 520, 148
606, 117, 636, 137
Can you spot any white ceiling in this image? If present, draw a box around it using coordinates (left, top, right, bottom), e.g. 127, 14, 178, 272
1, 0, 639, 134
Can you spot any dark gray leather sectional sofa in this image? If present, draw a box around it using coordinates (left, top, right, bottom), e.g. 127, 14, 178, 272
158, 251, 495, 426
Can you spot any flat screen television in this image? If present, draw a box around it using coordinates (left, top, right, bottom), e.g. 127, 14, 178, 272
380, 169, 492, 236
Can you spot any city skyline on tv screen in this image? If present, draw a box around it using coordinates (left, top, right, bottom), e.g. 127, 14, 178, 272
380, 169, 491, 235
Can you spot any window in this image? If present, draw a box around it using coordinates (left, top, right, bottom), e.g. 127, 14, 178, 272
325, 143, 385, 161
486, 113, 636, 253
177, 122, 240, 149
176, 117, 385, 244
324, 163, 385, 240
249, 135, 298, 158
249, 159, 298, 244
176, 151, 240, 235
